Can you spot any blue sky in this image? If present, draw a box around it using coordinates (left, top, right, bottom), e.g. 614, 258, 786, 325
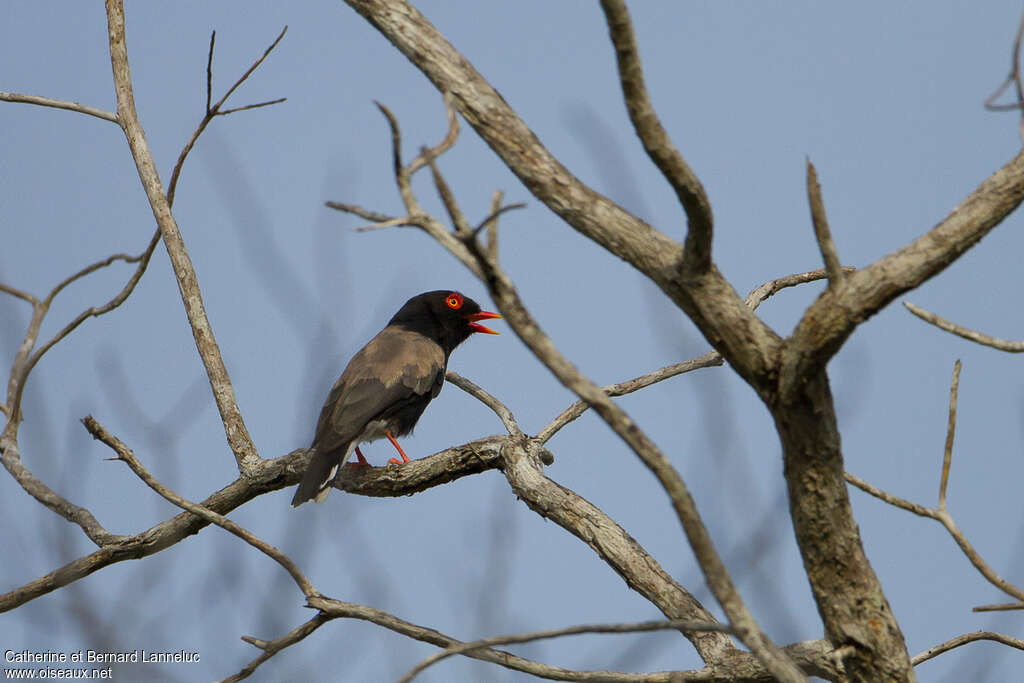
3, 2, 1023, 680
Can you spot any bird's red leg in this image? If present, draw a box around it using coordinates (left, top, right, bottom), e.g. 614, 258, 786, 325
385, 431, 410, 465
346, 446, 371, 468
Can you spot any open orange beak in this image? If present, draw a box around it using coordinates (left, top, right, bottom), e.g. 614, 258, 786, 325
466, 310, 502, 335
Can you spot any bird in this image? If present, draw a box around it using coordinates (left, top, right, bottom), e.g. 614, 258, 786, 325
290, 290, 501, 506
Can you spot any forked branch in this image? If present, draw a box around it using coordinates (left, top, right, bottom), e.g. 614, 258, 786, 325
845, 361, 1024, 609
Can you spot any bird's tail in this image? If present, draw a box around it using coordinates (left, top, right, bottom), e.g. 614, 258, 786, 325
291, 445, 347, 507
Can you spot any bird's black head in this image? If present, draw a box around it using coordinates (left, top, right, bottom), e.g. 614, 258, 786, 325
389, 290, 501, 355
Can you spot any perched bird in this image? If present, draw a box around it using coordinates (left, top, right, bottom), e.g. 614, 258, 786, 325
291, 290, 501, 506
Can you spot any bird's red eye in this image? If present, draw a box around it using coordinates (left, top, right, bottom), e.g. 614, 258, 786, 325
446, 293, 463, 310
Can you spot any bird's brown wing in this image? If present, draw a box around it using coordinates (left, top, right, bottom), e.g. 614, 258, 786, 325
313, 327, 445, 456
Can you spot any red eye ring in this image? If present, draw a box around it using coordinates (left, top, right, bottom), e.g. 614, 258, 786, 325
446, 293, 463, 310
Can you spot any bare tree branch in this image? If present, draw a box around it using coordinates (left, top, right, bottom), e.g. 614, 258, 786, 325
743, 267, 856, 311
398, 619, 737, 683
20, 231, 161, 400
984, 9, 1024, 141
0, 91, 118, 123
846, 361, 1024, 607
535, 267, 846, 445
0, 435, 123, 546
0, 282, 38, 305
333, 90, 820, 678
168, 26, 288, 206
407, 92, 459, 175
973, 601, 1024, 612
911, 631, 1024, 666
105, 0, 261, 475
82, 415, 317, 597
457, 247, 802, 679
904, 302, 1024, 352
324, 201, 395, 223
0, 445, 302, 612
426, 154, 470, 234
598, 0, 713, 273
806, 159, 845, 288
445, 370, 522, 438
223, 614, 331, 683
536, 353, 722, 444
938, 360, 961, 510
781, 149, 1024, 398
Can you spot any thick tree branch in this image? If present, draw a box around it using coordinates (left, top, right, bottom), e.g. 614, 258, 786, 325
598, 0, 713, 273
536, 267, 848, 445
342, 0, 678, 276
104, 0, 260, 475
782, 149, 1024, 399
463, 251, 802, 680
341, 1, 781, 389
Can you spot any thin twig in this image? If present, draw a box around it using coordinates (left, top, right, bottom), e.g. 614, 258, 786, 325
445, 371, 522, 438
983, 8, 1024, 143
806, 159, 845, 288
18, 231, 162, 410
458, 236, 802, 681
406, 92, 460, 176
398, 619, 736, 683
308, 595, 736, 683
324, 202, 396, 223
354, 216, 421, 232
219, 98, 288, 116
938, 360, 961, 509
911, 631, 1024, 666
222, 614, 331, 683
43, 249, 145, 306
376, 101, 408, 196
537, 268, 845, 444
0, 91, 118, 123
168, 26, 288, 206
212, 27, 288, 114
0, 434, 123, 546
425, 153, 469, 234
743, 267, 856, 311
472, 202, 526, 236
904, 302, 1024, 352
536, 352, 722, 444
484, 190, 502, 262
845, 472, 938, 519
82, 415, 316, 597
206, 31, 215, 112
973, 601, 1024, 612
0, 282, 39, 305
